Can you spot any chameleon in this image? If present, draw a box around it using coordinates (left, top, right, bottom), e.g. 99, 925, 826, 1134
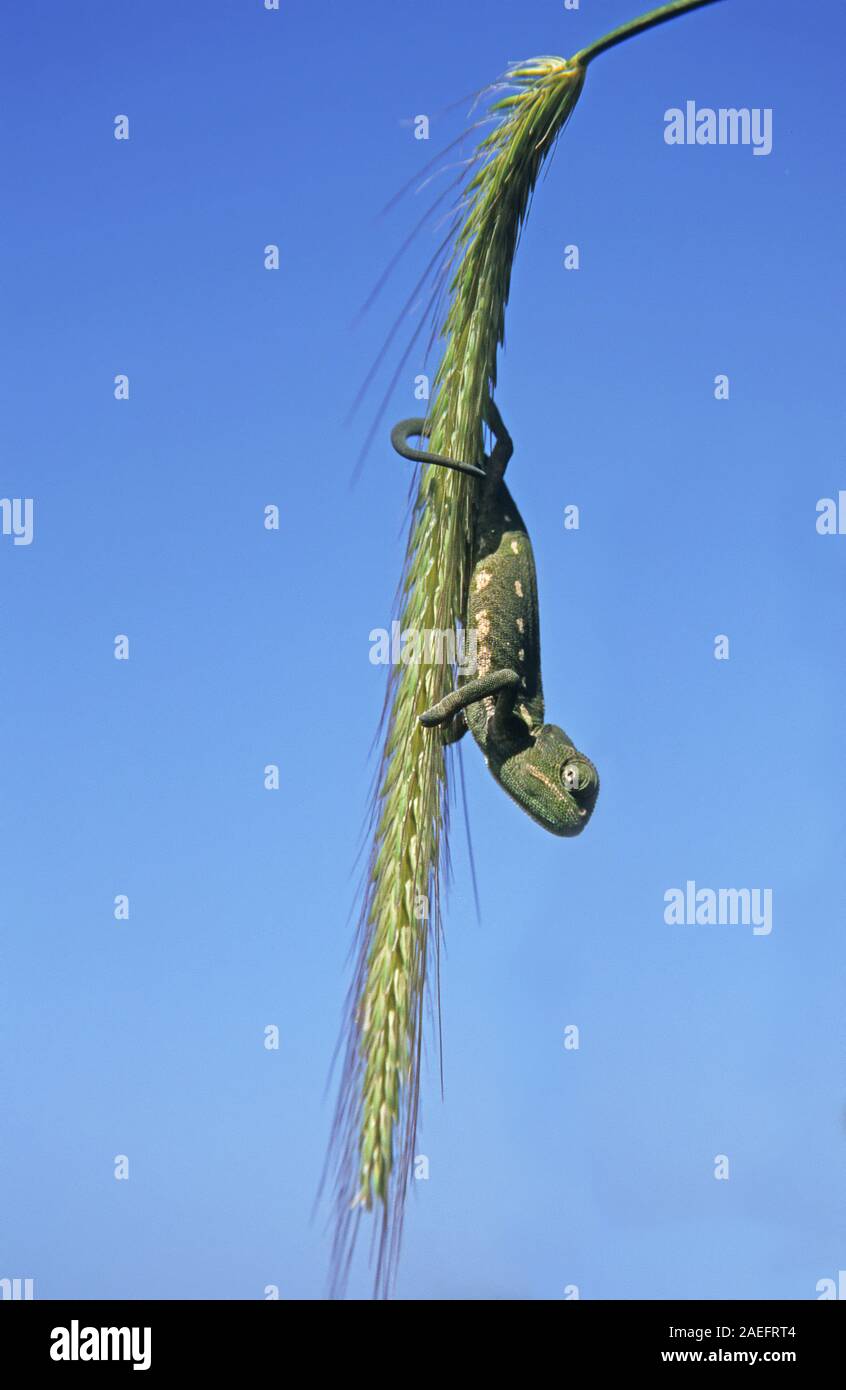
391, 398, 599, 836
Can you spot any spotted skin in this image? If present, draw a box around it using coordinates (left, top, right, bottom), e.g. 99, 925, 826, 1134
465, 434, 543, 745
391, 401, 599, 837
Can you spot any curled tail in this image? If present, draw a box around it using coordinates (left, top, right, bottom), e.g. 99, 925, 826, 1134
390, 418, 486, 478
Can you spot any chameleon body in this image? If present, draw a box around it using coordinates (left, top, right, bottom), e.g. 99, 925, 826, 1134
391, 401, 599, 836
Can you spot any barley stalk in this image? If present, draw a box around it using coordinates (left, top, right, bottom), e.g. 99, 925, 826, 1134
329, 0, 726, 1298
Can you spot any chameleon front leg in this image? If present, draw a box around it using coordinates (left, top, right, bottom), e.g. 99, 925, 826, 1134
420, 668, 521, 743
438, 710, 467, 745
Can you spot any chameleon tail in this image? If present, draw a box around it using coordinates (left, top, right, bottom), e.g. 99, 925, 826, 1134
390, 418, 486, 479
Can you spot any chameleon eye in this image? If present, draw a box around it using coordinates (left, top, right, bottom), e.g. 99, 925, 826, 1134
561, 760, 583, 791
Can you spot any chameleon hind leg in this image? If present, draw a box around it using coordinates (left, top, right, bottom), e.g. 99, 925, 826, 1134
420, 669, 520, 743
482, 398, 513, 485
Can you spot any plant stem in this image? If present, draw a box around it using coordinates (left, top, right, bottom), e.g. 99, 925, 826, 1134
574, 0, 725, 68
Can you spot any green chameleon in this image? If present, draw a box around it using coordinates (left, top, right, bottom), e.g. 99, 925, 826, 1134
391, 398, 599, 836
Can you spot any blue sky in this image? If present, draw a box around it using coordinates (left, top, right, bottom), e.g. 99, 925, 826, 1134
1, 0, 844, 1300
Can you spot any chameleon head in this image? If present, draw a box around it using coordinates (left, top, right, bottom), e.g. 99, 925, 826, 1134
500, 723, 600, 837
